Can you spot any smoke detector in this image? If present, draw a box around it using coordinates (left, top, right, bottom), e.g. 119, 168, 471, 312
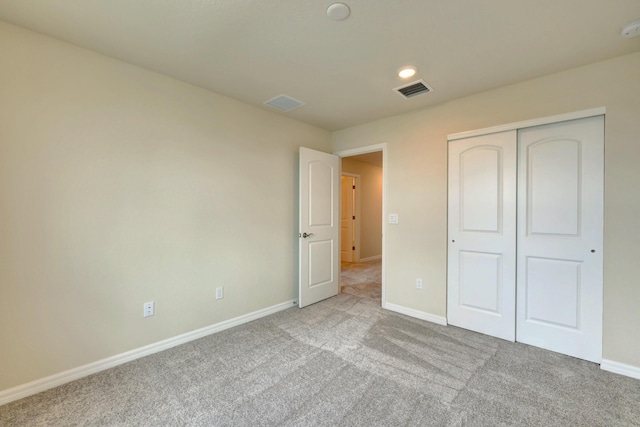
327, 3, 350, 21
621, 19, 640, 38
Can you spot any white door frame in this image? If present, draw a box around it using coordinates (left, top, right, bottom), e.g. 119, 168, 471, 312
341, 173, 361, 262
335, 143, 387, 308
448, 107, 606, 141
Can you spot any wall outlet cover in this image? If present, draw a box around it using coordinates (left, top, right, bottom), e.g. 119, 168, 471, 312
143, 301, 154, 317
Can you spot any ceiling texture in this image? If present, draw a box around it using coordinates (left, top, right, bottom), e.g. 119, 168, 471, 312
0, 0, 639, 131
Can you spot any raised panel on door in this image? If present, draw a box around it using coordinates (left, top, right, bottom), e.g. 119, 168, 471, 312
516, 116, 604, 363
447, 131, 517, 341
299, 148, 340, 308
459, 251, 502, 313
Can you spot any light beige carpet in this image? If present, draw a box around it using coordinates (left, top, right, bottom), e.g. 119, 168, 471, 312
340, 259, 382, 301
2, 263, 639, 426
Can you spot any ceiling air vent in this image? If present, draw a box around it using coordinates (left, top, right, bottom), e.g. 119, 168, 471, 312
393, 79, 433, 99
264, 94, 306, 112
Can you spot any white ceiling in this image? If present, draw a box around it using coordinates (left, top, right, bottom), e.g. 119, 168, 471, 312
0, 0, 638, 131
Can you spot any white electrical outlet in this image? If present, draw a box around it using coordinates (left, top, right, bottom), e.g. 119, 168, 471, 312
143, 301, 154, 317
416, 278, 423, 290
216, 287, 224, 300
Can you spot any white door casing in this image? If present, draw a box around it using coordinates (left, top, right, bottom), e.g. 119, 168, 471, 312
340, 175, 355, 262
516, 116, 604, 363
447, 130, 517, 341
335, 143, 387, 307
299, 147, 340, 308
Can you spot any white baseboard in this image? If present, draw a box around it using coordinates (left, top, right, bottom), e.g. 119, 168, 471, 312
601, 359, 640, 380
384, 302, 447, 326
0, 300, 296, 406
358, 255, 381, 262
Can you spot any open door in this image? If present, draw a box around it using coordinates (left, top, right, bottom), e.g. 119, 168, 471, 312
299, 147, 340, 308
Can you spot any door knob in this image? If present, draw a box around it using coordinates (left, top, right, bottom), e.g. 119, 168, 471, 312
302, 232, 314, 238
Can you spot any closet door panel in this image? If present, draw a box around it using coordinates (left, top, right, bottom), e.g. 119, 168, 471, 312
447, 131, 517, 341
517, 116, 604, 363
527, 139, 580, 236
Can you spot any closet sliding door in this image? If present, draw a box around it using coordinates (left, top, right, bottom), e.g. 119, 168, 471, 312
447, 131, 517, 341
447, 114, 604, 363
516, 116, 604, 363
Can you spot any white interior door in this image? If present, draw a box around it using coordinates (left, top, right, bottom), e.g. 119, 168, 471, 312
340, 176, 355, 262
516, 116, 604, 363
299, 147, 340, 308
447, 131, 517, 341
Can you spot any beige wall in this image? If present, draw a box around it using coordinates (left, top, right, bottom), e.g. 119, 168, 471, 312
0, 22, 331, 392
341, 158, 382, 260
333, 52, 640, 369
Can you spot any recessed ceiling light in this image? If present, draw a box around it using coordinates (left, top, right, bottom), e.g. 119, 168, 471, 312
327, 3, 350, 21
398, 66, 417, 79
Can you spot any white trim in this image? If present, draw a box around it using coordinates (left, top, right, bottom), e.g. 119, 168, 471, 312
335, 143, 387, 308
385, 302, 448, 326
447, 107, 606, 141
359, 255, 382, 262
335, 143, 387, 157
0, 300, 296, 406
601, 359, 640, 380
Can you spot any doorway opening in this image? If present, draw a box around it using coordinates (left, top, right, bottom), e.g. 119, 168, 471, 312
336, 145, 386, 306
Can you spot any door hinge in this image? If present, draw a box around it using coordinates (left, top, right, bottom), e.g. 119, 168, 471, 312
352, 215, 355, 220
352, 246, 355, 251
352, 185, 355, 189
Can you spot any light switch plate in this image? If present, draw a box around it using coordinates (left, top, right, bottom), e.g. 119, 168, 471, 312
389, 213, 399, 224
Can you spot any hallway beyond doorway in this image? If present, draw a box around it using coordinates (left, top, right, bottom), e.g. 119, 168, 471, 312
340, 260, 381, 303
